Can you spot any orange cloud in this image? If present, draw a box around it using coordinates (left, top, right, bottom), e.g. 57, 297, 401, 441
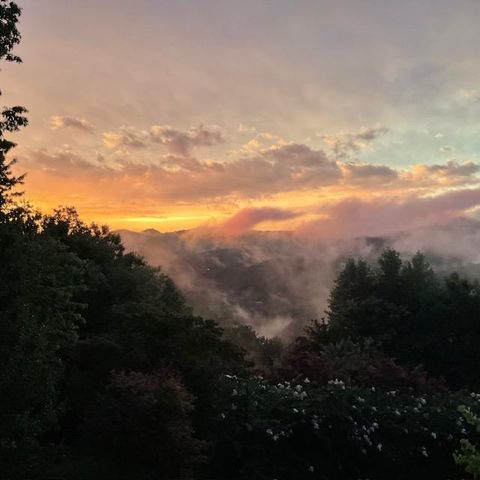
13, 124, 480, 233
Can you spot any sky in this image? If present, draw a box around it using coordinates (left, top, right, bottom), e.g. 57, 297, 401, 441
4, 0, 480, 234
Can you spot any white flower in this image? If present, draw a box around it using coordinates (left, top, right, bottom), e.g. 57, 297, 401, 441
421, 447, 428, 457
308, 465, 314, 472
304, 377, 311, 384
220, 413, 226, 419
431, 432, 437, 440
329, 378, 345, 386
232, 389, 238, 396
377, 443, 382, 451
266, 429, 273, 436
293, 408, 299, 414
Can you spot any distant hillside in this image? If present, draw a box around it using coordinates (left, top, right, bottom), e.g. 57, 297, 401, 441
118, 219, 480, 338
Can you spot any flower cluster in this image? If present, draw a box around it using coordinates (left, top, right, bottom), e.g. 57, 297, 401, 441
218, 375, 480, 479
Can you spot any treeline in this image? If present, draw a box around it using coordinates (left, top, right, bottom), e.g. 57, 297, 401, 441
2, 2, 480, 479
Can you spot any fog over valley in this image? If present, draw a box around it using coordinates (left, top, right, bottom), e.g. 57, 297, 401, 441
119, 217, 480, 338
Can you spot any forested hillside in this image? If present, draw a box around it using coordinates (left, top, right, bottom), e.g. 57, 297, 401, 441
2, 2, 480, 479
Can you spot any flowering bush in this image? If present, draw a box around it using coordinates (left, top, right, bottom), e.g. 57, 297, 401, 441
212, 375, 480, 479
455, 402, 480, 478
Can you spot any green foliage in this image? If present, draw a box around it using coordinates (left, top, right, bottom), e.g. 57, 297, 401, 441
0, 0, 27, 212
222, 323, 285, 374
214, 376, 480, 479
454, 403, 480, 478
309, 249, 480, 389
30, 208, 245, 477
80, 371, 206, 480
0, 0, 22, 63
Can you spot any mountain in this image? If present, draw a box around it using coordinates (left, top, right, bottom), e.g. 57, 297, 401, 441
118, 218, 480, 338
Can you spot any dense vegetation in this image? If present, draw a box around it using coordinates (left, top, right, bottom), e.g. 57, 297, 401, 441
1, 2, 480, 478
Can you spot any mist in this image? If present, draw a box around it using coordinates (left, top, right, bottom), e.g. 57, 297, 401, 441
118, 216, 480, 339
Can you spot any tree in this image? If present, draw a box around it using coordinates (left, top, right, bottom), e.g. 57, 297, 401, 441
0, 0, 27, 214
0, 6, 91, 477
306, 249, 480, 390
81, 371, 206, 480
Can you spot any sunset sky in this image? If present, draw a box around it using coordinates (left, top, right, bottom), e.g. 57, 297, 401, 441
4, 0, 480, 234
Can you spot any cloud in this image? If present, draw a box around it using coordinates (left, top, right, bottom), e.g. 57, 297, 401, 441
341, 163, 399, 184
22, 147, 100, 176
217, 207, 301, 235
107, 142, 341, 201
299, 187, 480, 240
50, 115, 94, 133
404, 160, 480, 186
102, 124, 224, 155
19, 133, 480, 211
103, 128, 147, 149
439, 145, 453, 153
459, 88, 480, 102
150, 124, 224, 155
321, 125, 388, 159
